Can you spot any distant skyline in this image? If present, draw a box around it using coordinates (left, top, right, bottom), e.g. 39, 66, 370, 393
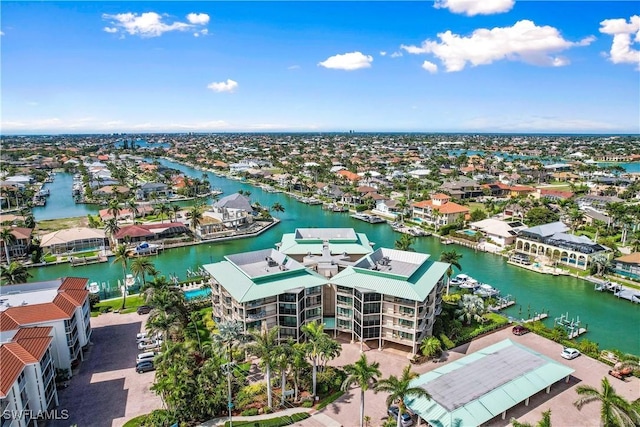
1, 1, 639, 135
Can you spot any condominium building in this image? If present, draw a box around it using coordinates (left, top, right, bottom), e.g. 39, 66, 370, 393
203, 229, 448, 354
1, 327, 59, 427
0, 277, 92, 376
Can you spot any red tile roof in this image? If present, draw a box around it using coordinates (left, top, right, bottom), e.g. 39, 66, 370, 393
14, 336, 52, 361
59, 277, 89, 290
0, 303, 70, 330
0, 344, 30, 397
53, 293, 78, 316
13, 326, 53, 340
431, 193, 451, 199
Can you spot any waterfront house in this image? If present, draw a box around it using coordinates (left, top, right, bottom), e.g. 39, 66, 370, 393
0, 277, 92, 377
93, 185, 131, 199
576, 194, 623, 210
469, 218, 527, 247
515, 221, 611, 270
40, 228, 108, 255
373, 199, 400, 219
535, 188, 575, 201
509, 185, 536, 198
439, 178, 484, 199
412, 194, 470, 228
482, 182, 511, 197
612, 252, 640, 280
0, 327, 59, 425
114, 222, 189, 244
0, 227, 33, 261
135, 182, 172, 201
204, 239, 448, 355
98, 205, 154, 222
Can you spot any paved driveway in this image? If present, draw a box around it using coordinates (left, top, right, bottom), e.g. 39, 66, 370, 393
50, 312, 163, 427
312, 328, 639, 427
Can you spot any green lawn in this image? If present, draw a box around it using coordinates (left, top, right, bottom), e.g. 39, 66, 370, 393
93, 294, 145, 315
466, 202, 487, 212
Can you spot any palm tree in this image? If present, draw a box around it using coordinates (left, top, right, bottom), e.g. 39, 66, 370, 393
440, 250, 463, 295
112, 244, 130, 310
271, 202, 285, 213
275, 340, 293, 407
156, 203, 171, 224
290, 342, 309, 402
247, 326, 280, 409
104, 218, 120, 247
213, 320, 245, 424
301, 321, 330, 397
341, 353, 382, 427
126, 198, 139, 219
189, 203, 204, 234
130, 257, 156, 288
1, 261, 32, 284
455, 294, 486, 325
171, 204, 181, 222
0, 228, 17, 265
107, 199, 122, 223
394, 234, 416, 252
375, 365, 431, 427
511, 409, 552, 427
574, 377, 640, 427
419, 337, 442, 360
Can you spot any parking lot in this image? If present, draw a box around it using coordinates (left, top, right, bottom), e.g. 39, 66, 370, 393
314, 327, 639, 427
51, 312, 163, 427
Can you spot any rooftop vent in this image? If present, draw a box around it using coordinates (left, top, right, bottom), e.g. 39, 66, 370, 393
265, 256, 278, 267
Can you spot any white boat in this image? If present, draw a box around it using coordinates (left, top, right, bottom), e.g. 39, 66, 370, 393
87, 282, 100, 294
474, 283, 500, 298
351, 213, 387, 224
133, 241, 162, 255
125, 274, 137, 288
450, 274, 470, 286
459, 277, 479, 290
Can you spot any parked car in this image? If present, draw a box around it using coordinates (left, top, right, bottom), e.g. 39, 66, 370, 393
138, 340, 162, 351
512, 325, 530, 336
388, 406, 414, 427
136, 332, 148, 341
136, 361, 155, 374
137, 305, 152, 315
561, 348, 581, 360
137, 333, 162, 344
136, 351, 159, 364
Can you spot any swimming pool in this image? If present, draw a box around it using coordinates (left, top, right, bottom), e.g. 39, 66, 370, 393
184, 288, 211, 300
461, 229, 478, 236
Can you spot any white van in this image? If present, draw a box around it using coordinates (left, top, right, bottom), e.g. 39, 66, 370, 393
136, 351, 158, 364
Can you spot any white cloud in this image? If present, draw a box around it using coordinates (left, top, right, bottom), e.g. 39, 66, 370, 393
186, 13, 210, 25
0, 31, 5, 36
380, 51, 387, 56
434, 0, 514, 16
421, 61, 438, 74
102, 11, 208, 38
463, 115, 619, 132
318, 51, 373, 71
288, 65, 301, 70
390, 51, 403, 58
207, 79, 238, 93
599, 15, 640, 68
401, 20, 594, 72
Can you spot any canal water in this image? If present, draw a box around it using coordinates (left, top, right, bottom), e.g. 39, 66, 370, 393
27, 159, 640, 354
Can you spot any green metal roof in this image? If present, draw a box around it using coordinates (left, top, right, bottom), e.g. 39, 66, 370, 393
203, 260, 328, 303
330, 259, 449, 301
405, 339, 575, 427
278, 231, 374, 256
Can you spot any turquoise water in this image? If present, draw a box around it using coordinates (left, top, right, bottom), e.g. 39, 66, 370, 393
33, 173, 101, 220
462, 229, 478, 236
27, 158, 640, 354
184, 288, 212, 300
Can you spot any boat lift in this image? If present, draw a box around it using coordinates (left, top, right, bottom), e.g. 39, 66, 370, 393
554, 312, 588, 339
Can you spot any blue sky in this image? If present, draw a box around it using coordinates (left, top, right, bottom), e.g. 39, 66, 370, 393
1, 1, 639, 134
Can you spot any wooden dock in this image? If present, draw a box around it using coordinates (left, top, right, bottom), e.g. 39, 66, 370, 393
523, 313, 548, 323
568, 328, 588, 339
70, 255, 108, 266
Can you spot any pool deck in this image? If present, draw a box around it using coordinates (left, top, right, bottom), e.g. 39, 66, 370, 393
507, 260, 570, 276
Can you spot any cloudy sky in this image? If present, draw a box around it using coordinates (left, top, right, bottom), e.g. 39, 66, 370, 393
1, 1, 639, 134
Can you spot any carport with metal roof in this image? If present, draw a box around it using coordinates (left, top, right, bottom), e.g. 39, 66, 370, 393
405, 339, 575, 427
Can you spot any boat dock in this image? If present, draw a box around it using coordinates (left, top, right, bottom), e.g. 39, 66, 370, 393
523, 313, 549, 323
70, 255, 108, 266
589, 277, 640, 304
554, 312, 588, 339
489, 295, 516, 312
